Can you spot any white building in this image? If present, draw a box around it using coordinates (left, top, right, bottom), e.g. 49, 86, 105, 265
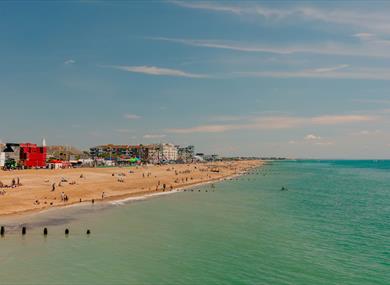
0, 144, 4, 167
161, 143, 178, 161
0, 152, 5, 167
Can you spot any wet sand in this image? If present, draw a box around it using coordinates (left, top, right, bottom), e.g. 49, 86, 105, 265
0, 160, 263, 217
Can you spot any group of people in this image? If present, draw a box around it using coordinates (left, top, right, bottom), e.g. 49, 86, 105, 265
0, 177, 21, 189
60, 192, 69, 202
142, 172, 152, 178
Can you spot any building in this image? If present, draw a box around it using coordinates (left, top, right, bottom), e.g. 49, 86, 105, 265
3, 143, 21, 163
90, 144, 146, 161
19, 143, 47, 168
203, 154, 219, 162
194, 152, 219, 162
161, 143, 178, 161
0, 144, 5, 167
177, 145, 195, 163
142, 144, 161, 164
141, 143, 179, 163
2, 143, 46, 168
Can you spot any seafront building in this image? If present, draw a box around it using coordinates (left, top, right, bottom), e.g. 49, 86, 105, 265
90, 144, 147, 161
1, 142, 47, 168
177, 145, 195, 163
0, 143, 5, 167
90, 143, 188, 164
161, 143, 178, 161
0, 139, 219, 169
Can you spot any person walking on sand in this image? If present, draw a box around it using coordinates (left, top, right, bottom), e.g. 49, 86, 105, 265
102, 192, 105, 199
51, 183, 56, 192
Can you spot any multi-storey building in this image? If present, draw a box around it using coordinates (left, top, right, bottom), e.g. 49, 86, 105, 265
90, 144, 146, 160
177, 145, 195, 163
161, 143, 178, 161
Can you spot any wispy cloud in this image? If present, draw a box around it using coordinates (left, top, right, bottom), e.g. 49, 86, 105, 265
208, 115, 254, 122
351, 130, 383, 136
124, 114, 141, 120
312, 64, 349, 73
149, 37, 296, 54
304, 134, 321, 140
64, 59, 76, 65
168, 0, 242, 14
143, 134, 166, 139
235, 66, 390, 81
148, 37, 390, 58
167, 114, 377, 134
104, 65, 207, 78
310, 115, 375, 125
169, 1, 390, 34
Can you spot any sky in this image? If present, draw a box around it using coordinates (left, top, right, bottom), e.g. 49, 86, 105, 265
1, 0, 390, 158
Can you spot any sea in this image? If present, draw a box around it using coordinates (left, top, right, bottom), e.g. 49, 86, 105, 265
0, 160, 388, 284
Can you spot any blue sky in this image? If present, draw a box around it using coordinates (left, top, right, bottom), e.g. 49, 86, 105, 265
1, 1, 390, 158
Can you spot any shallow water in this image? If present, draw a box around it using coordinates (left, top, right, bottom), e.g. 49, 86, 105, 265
0, 161, 389, 284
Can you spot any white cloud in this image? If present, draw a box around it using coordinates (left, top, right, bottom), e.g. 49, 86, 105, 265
289, 135, 334, 146
143, 134, 167, 139
305, 134, 321, 140
351, 130, 382, 136
148, 37, 296, 54
167, 0, 242, 14
124, 114, 141, 120
235, 66, 390, 81
209, 115, 253, 122
105, 65, 207, 78
314, 141, 334, 146
169, 1, 390, 34
312, 64, 349, 73
310, 115, 376, 125
353, 33, 375, 40
64, 59, 76, 65
149, 37, 390, 59
167, 114, 378, 134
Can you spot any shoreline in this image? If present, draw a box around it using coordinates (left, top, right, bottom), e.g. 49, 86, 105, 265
0, 160, 264, 219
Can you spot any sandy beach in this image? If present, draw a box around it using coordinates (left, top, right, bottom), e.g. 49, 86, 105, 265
0, 160, 263, 217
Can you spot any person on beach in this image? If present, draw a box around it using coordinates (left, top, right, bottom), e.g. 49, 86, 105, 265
51, 183, 56, 191
102, 192, 105, 199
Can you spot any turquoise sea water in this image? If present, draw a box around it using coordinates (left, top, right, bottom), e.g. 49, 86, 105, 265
0, 160, 389, 284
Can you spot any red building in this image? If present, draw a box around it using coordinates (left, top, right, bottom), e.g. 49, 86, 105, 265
19, 143, 47, 168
